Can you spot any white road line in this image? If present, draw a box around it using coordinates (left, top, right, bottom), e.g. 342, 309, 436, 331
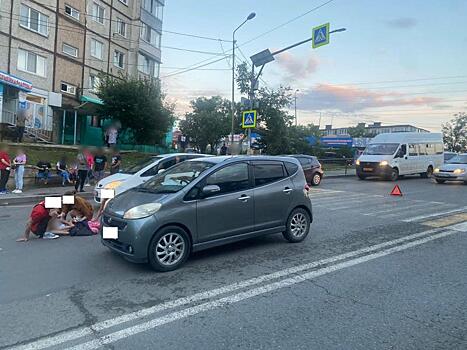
10, 226, 451, 350
67, 228, 464, 350
402, 207, 467, 223
382, 204, 454, 219
363, 201, 437, 216
321, 196, 390, 211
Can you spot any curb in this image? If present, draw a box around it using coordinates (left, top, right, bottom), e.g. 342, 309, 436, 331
0, 191, 94, 206
324, 173, 355, 178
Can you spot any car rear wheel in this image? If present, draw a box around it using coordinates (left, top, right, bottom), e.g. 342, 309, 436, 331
282, 208, 310, 243
311, 173, 322, 186
148, 226, 191, 272
421, 166, 433, 178
435, 179, 446, 184
357, 173, 366, 180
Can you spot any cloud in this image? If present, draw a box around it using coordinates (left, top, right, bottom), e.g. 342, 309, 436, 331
275, 52, 319, 81
298, 84, 442, 113
385, 17, 417, 29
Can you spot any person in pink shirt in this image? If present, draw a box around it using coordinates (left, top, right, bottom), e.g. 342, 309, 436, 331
84, 148, 95, 186
13, 148, 27, 193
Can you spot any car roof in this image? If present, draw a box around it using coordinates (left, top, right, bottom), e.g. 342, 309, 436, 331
152, 153, 210, 158
192, 155, 301, 164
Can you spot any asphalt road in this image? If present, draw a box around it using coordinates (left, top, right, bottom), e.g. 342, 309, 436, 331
0, 176, 466, 349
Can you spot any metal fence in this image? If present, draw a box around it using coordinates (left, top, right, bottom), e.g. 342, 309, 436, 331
318, 157, 355, 176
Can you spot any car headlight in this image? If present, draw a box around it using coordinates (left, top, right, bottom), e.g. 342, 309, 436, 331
104, 180, 123, 189
453, 168, 465, 175
123, 203, 162, 219
434, 168, 440, 173
380, 160, 389, 166
356, 160, 360, 165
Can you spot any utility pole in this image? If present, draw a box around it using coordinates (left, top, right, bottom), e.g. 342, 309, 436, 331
294, 89, 299, 126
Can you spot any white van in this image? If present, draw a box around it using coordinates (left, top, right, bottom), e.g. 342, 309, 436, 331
356, 132, 444, 181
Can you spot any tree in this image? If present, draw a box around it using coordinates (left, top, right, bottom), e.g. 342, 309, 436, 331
347, 124, 371, 138
236, 63, 296, 155
180, 96, 231, 154
96, 75, 174, 145
442, 112, 467, 152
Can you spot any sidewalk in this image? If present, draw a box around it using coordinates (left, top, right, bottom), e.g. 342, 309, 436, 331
324, 168, 356, 178
0, 185, 94, 206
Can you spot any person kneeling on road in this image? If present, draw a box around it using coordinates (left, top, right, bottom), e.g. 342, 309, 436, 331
16, 200, 61, 242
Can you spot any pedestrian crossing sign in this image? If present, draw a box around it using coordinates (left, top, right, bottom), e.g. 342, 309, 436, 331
242, 110, 257, 128
312, 23, 330, 48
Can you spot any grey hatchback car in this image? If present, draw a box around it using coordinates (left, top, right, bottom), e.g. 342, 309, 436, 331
101, 156, 313, 271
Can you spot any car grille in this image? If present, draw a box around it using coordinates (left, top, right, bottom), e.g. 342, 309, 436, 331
102, 215, 127, 230
360, 162, 379, 168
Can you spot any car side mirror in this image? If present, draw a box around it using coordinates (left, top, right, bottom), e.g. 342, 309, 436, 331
202, 185, 220, 195
158, 169, 165, 174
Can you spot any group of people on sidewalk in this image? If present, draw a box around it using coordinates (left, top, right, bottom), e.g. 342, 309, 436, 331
0, 143, 122, 195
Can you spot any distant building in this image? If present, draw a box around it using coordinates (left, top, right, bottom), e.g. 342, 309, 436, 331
0, 0, 164, 144
320, 122, 429, 137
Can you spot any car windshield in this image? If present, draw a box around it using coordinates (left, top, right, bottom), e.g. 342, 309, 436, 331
120, 156, 163, 174
364, 143, 399, 155
138, 161, 214, 194
447, 155, 467, 164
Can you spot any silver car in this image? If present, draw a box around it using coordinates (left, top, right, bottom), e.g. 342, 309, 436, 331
101, 156, 313, 271
434, 153, 467, 184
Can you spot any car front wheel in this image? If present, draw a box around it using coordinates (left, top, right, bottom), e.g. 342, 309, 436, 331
282, 208, 310, 243
435, 179, 446, 184
148, 226, 191, 272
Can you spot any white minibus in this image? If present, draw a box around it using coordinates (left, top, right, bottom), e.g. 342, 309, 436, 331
356, 132, 444, 181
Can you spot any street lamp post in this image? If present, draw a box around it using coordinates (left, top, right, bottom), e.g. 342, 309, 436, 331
294, 89, 299, 126
231, 12, 256, 153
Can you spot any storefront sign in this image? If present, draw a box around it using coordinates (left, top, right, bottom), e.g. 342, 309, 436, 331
0, 71, 33, 91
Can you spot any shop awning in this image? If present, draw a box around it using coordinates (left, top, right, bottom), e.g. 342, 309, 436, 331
80, 95, 103, 105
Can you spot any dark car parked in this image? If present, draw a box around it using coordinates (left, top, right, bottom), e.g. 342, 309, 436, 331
289, 155, 324, 186
101, 156, 313, 272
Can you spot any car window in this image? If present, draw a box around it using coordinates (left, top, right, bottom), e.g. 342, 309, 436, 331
310, 157, 321, 167
158, 158, 177, 171
121, 156, 163, 174
297, 157, 311, 167
284, 161, 299, 176
205, 162, 250, 196
253, 162, 286, 187
408, 144, 418, 156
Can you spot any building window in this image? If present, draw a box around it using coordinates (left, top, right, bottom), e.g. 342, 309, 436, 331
62, 43, 78, 57
91, 2, 105, 24
64, 5, 80, 20
89, 74, 100, 92
118, 0, 129, 5
142, 0, 163, 20
113, 50, 124, 69
140, 23, 161, 48
91, 116, 101, 127
116, 18, 127, 37
17, 49, 46, 76
90, 39, 104, 59
138, 53, 150, 74
61, 82, 76, 95
20, 4, 49, 36
153, 61, 160, 78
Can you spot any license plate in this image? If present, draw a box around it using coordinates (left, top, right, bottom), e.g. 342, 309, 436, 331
363, 168, 373, 172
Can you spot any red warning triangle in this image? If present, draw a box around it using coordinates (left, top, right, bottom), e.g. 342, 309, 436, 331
390, 185, 403, 196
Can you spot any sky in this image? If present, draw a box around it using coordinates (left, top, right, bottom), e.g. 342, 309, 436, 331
160, 0, 467, 132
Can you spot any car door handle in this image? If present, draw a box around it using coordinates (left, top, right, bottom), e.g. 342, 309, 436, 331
283, 188, 293, 194
237, 195, 251, 201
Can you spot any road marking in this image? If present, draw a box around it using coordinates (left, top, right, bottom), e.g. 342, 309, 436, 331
67, 227, 464, 350
402, 207, 467, 223
10, 225, 458, 350
364, 201, 435, 216
422, 213, 467, 228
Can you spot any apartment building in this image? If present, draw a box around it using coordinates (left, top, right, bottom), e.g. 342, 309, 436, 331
0, 0, 164, 144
